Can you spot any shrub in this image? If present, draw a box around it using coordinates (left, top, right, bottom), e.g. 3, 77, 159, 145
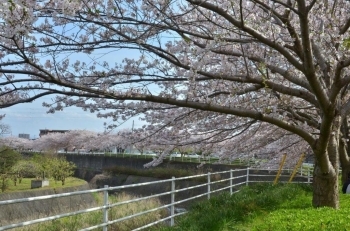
0, 146, 21, 191
0, 146, 21, 174
50, 156, 76, 185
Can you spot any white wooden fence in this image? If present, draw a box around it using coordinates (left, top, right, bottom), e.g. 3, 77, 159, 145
0, 167, 312, 231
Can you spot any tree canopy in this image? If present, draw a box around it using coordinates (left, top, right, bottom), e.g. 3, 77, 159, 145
1, 0, 350, 208
0, 146, 21, 174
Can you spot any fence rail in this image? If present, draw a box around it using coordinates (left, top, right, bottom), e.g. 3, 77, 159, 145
0, 167, 312, 231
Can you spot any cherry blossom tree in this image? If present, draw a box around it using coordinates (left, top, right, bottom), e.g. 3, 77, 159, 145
141, 107, 306, 166
33, 132, 68, 152
1, 0, 350, 208
86, 132, 125, 153
31, 130, 91, 152
125, 129, 152, 155
0, 123, 10, 137
0, 136, 33, 151
0, 115, 11, 136
64, 130, 98, 152
24, 130, 125, 153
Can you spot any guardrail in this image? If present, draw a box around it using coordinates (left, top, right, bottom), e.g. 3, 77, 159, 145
24, 151, 259, 166
0, 167, 312, 231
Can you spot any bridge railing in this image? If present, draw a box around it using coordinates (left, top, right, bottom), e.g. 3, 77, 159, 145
0, 167, 312, 231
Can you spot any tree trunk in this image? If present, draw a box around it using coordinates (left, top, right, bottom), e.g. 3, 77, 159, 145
312, 138, 339, 208
1, 176, 6, 192
312, 126, 341, 209
312, 167, 338, 208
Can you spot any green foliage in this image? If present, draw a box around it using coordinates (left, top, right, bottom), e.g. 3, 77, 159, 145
158, 183, 350, 230
0, 146, 21, 192
0, 175, 9, 192
31, 153, 76, 185
159, 183, 313, 231
50, 156, 76, 185
9, 153, 76, 188
0, 152, 77, 192
12, 160, 40, 180
343, 38, 350, 49
250, 207, 350, 231
31, 153, 53, 179
246, 191, 350, 230
0, 146, 21, 174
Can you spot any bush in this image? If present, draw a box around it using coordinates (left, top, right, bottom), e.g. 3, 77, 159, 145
12, 160, 40, 179
0, 146, 21, 174
0, 146, 21, 191
50, 156, 76, 185
30, 153, 76, 185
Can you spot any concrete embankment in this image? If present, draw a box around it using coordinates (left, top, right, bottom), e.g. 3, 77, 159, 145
0, 183, 96, 226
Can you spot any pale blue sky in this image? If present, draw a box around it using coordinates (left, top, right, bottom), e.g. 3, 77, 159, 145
1, 49, 149, 139
1, 15, 173, 139
1, 97, 143, 139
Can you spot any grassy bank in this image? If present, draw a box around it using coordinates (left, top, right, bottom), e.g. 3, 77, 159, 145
13, 192, 166, 231
158, 183, 350, 231
4, 177, 86, 193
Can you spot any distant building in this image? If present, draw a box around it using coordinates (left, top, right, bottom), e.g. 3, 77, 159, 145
39, 129, 70, 137
18, 134, 30, 139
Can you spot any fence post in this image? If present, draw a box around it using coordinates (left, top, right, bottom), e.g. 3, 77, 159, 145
230, 169, 233, 195
246, 168, 250, 186
103, 185, 109, 231
170, 177, 175, 227
208, 172, 211, 200
307, 168, 311, 183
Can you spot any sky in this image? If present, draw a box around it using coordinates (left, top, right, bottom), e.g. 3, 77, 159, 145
0, 48, 148, 139
0, 9, 173, 139
1, 96, 144, 139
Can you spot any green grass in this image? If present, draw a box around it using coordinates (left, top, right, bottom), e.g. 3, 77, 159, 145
4, 177, 86, 192
15, 192, 167, 231
156, 183, 350, 231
